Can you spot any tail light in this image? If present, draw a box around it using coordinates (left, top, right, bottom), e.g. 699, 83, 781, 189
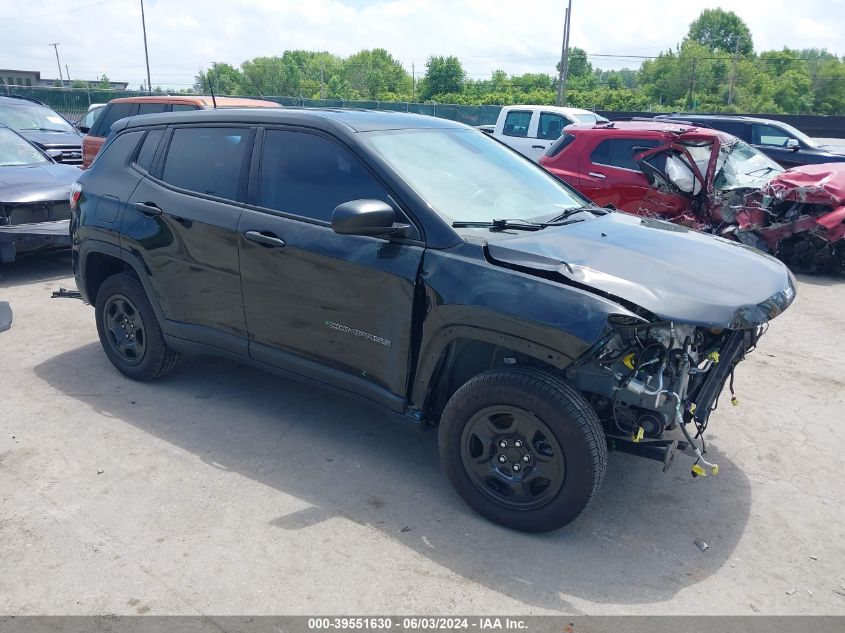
69, 181, 83, 210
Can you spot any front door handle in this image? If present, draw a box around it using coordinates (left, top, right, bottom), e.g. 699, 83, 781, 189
588, 172, 606, 179
244, 230, 286, 248
133, 201, 162, 216
531, 144, 545, 149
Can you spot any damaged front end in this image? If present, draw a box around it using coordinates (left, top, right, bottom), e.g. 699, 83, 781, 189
568, 316, 768, 476
0, 198, 72, 263
743, 165, 845, 273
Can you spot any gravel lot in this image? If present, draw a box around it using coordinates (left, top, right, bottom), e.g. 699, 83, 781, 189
1, 252, 843, 616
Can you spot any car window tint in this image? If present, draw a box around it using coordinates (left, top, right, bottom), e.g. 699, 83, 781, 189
502, 111, 531, 138
172, 104, 198, 112
134, 129, 164, 172
137, 103, 168, 115
94, 131, 145, 170
753, 124, 791, 147
708, 120, 746, 139
545, 133, 576, 158
161, 127, 249, 200
609, 138, 660, 170
537, 113, 567, 140
93, 103, 133, 137
590, 139, 611, 165
259, 130, 389, 222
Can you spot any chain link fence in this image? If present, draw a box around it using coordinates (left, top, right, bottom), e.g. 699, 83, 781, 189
6, 87, 504, 127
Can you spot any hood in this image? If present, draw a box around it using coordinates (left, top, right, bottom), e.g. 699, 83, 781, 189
0, 163, 81, 204
18, 129, 82, 149
763, 163, 845, 208
484, 212, 795, 329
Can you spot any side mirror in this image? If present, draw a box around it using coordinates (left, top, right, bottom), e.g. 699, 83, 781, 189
45, 149, 63, 161
331, 199, 410, 238
76, 125, 90, 134
786, 138, 800, 151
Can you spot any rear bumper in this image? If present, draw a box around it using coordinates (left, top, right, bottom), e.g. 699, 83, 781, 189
0, 220, 71, 262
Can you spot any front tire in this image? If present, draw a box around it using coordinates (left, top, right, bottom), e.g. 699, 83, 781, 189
95, 272, 180, 381
438, 368, 607, 532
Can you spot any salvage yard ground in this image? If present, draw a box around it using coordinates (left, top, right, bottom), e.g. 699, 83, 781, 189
0, 252, 843, 615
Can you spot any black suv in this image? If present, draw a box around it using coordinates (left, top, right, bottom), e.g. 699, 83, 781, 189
0, 95, 83, 165
657, 113, 845, 168
71, 108, 795, 531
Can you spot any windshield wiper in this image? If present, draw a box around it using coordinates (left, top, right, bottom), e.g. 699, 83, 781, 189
20, 127, 67, 133
451, 219, 545, 231
544, 205, 608, 223
745, 166, 779, 177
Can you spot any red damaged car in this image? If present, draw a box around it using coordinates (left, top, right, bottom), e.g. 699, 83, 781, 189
539, 120, 845, 272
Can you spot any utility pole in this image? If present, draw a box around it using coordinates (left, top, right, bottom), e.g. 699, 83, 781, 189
139, 0, 152, 91
65, 64, 71, 84
411, 62, 416, 103
555, 0, 573, 106
50, 43, 63, 84
727, 38, 739, 107
688, 57, 697, 110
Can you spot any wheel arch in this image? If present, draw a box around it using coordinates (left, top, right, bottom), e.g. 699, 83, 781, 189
411, 325, 586, 422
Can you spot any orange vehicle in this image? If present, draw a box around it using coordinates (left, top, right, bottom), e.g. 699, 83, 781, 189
81, 95, 280, 168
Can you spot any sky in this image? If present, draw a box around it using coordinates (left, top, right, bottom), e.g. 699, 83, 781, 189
2, 0, 845, 90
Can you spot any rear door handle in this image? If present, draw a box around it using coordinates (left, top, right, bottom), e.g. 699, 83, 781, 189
531, 144, 545, 149
133, 201, 162, 216
244, 230, 286, 248
588, 172, 606, 179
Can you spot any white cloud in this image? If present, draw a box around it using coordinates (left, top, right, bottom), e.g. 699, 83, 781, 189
1, 0, 844, 89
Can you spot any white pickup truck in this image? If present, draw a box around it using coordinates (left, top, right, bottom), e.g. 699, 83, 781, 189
481, 105, 608, 161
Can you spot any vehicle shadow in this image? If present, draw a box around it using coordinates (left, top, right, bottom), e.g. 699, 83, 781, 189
35, 344, 751, 610
0, 251, 73, 289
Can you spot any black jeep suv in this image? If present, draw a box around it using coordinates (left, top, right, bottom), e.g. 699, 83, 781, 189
71, 108, 796, 531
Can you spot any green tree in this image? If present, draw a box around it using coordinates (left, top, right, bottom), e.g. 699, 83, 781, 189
340, 49, 410, 100
97, 74, 111, 90
195, 62, 243, 94
70, 79, 88, 89
687, 8, 753, 55
419, 55, 465, 100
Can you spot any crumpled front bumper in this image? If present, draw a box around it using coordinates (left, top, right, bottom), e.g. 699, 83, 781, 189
0, 219, 70, 262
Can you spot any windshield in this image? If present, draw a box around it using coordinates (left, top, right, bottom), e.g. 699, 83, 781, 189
714, 139, 784, 190
573, 112, 608, 124
0, 102, 75, 134
0, 127, 48, 166
362, 128, 589, 224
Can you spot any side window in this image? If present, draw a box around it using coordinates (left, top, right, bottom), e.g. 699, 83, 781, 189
502, 111, 532, 138
161, 127, 250, 200
133, 129, 164, 172
590, 139, 612, 165
93, 131, 145, 170
258, 130, 390, 223
537, 113, 567, 140
172, 104, 198, 112
710, 120, 747, 139
609, 138, 660, 170
92, 103, 134, 137
545, 133, 576, 158
137, 103, 168, 115
752, 124, 792, 147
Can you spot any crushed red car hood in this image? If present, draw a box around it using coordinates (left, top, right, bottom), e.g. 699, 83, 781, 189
763, 163, 845, 208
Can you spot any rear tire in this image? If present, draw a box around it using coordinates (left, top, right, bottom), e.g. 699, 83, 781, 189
95, 272, 180, 381
438, 367, 606, 532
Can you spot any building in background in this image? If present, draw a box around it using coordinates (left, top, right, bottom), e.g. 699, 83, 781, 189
0, 69, 128, 90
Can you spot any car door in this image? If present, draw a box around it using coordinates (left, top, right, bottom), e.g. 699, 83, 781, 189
498, 109, 536, 158
526, 111, 569, 162
237, 127, 424, 410
578, 137, 662, 212
122, 124, 252, 350
751, 123, 803, 167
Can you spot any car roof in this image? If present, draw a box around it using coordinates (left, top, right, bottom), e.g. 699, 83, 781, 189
120, 107, 468, 133
107, 95, 281, 108
661, 113, 779, 125
566, 120, 732, 140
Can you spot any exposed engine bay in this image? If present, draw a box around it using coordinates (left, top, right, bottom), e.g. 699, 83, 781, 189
569, 316, 762, 476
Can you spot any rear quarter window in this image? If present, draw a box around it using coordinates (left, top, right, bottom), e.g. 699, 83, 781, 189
91, 130, 145, 170
545, 133, 577, 158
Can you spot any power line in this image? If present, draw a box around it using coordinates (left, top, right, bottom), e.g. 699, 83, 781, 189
3, 0, 117, 21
